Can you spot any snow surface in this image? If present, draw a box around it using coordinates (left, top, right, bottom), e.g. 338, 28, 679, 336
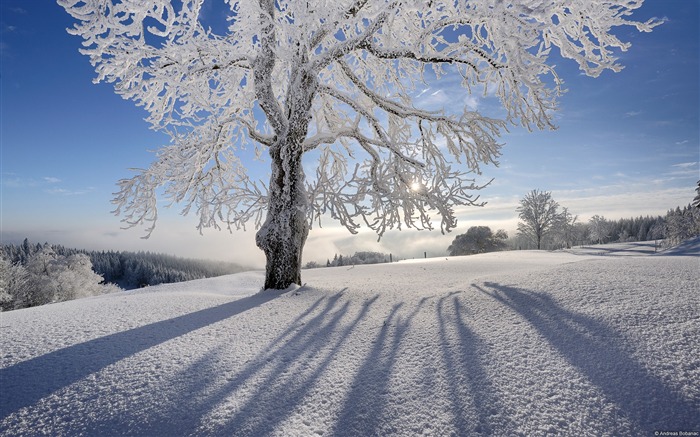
1, 241, 698, 436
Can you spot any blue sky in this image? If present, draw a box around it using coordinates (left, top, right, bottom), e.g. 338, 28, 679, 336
1, 1, 698, 267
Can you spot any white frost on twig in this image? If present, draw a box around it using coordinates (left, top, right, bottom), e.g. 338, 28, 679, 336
59, 0, 659, 238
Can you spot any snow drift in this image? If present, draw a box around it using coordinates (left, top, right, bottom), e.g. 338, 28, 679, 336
1, 242, 698, 436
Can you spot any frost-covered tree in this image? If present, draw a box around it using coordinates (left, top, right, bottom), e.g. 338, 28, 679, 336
0, 254, 30, 311
25, 245, 61, 307
16, 246, 108, 308
517, 189, 561, 250
59, 0, 657, 289
588, 214, 612, 244
51, 254, 106, 302
552, 207, 578, 249
664, 205, 700, 246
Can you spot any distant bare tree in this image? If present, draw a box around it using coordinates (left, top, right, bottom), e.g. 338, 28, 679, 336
517, 189, 561, 250
552, 207, 578, 249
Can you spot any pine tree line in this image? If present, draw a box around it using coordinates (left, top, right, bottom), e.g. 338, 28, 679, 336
304, 251, 392, 269
573, 205, 699, 247
1, 239, 248, 311
512, 201, 699, 251
84, 249, 247, 289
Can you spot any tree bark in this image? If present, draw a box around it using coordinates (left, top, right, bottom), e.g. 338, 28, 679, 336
254, 65, 316, 289
253, 33, 317, 289
255, 138, 309, 290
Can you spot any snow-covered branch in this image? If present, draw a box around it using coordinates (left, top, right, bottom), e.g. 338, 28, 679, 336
60, 0, 659, 247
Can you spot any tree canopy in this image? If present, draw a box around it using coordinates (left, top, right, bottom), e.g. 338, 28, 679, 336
448, 226, 507, 256
59, 0, 658, 288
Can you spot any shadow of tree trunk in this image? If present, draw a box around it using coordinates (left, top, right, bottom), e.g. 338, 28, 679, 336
181, 292, 378, 436
0, 290, 282, 420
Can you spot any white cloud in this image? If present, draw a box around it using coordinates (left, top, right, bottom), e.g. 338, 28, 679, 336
415, 87, 430, 98
464, 95, 479, 111
5, 182, 694, 270
554, 186, 694, 220
416, 89, 449, 107
672, 162, 697, 169
46, 187, 94, 196
43, 177, 61, 184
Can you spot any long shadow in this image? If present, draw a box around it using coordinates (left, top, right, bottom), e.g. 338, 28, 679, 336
166, 291, 378, 436
175, 290, 333, 411
437, 294, 500, 435
477, 282, 700, 432
181, 290, 345, 410
220, 294, 378, 436
332, 303, 402, 436
577, 243, 656, 256
332, 298, 428, 436
657, 238, 700, 256
0, 290, 281, 420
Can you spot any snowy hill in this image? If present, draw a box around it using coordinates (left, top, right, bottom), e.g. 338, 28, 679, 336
1, 243, 698, 436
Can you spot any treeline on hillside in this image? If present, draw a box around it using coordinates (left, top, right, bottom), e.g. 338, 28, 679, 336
304, 251, 391, 269
549, 204, 700, 249
449, 204, 699, 255
1, 239, 248, 311
87, 250, 247, 289
511, 188, 699, 251
448, 226, 508, 256
1, 243, 118, 311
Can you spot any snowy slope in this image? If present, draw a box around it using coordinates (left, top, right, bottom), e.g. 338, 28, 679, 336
1, 244, 698, 436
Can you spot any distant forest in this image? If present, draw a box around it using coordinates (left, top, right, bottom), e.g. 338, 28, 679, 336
450, 203, 700, 255
304, 251, 392, 269
3, 203, 697, 311
2, 239, 247, 290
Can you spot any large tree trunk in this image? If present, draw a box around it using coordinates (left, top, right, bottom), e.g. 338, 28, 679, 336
255, 137, 309, 290
253, 36, 317, 289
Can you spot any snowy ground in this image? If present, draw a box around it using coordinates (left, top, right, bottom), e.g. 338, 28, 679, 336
1, 241, 698, 436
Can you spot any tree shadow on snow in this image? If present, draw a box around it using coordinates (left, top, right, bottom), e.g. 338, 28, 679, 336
435, 293, 502, 435
160, 289, 379, 436
576, 242, 658, 256
0, 290, 282, 421
331, 298, 428, 436
332, 293, 507, 436
657, 237, 700, 256
476, 281, 700, 432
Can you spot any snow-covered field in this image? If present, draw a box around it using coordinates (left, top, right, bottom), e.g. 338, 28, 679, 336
1, 241, 698, 436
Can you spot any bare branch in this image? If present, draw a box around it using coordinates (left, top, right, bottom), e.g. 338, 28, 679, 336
59, 0, 658, 244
